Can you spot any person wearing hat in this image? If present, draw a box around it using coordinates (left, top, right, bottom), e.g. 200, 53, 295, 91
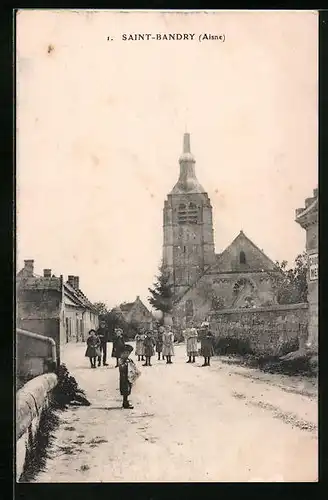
112, 328, 126, 368
200, 321, 215, 366
85, 329, 101, 368
118, 344, 139, 409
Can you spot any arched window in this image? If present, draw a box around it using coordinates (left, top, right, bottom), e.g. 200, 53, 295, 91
240, 251, 246, 264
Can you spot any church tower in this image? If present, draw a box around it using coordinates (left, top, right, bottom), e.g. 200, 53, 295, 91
163, 133, 216, 297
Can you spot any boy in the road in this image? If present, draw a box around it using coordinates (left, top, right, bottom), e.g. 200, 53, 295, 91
118, 344, 140, 409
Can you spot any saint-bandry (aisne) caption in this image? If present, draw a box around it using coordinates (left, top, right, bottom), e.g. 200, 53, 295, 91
106, 33, 225, 42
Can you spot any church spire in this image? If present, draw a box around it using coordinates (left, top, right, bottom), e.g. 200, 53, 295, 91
170, 133, 205, 194
183, 132, 191, 154
179, 132, 195, 164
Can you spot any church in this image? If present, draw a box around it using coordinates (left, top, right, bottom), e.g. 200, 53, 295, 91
162, 133, 282, 328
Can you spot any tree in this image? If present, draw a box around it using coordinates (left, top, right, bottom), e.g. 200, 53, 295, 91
93, 302, 109, 318
275, 252, 308, 305
148, 263, 173, 320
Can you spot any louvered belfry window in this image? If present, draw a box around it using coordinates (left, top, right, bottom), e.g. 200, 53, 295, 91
178, 202, 198, 224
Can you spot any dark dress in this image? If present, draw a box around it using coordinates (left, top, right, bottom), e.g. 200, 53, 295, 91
112, 336, 125, 358
85, 335, 101, 358
119, 359, 131, 396
200, 331, 215, 357
155, 332, 163, 353
144, 335, 155, 357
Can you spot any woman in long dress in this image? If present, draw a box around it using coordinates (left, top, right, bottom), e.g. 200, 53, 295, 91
184, 323, 198, 363
162, 325, 174, 364
200, 322, 215, 366
135, 330, 146, 362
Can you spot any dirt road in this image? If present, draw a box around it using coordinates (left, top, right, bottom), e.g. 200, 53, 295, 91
32, 342, 318, 482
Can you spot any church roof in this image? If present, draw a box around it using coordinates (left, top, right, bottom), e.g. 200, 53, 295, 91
173, 230, 281, 306
213, 230, 280, 273
170, 133, 206, 195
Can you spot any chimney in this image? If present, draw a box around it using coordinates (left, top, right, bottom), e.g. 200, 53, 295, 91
24, 259, 34, 276
67, 275, 75, 287
43, 269, 51, 278
73, 276, 80, 290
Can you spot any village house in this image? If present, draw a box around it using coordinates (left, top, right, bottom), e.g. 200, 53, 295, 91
16, 260, 98, 361
118, 295, 154, 331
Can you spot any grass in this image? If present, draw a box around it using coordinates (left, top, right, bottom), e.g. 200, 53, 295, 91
19, 406, 61, 483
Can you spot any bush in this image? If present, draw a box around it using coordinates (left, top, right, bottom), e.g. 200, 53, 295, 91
214, 336, 254, 356
277, 337, 300, 357
242, 351, 316, 377
53, 364, 90, 409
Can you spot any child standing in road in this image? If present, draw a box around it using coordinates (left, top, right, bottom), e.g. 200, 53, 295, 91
143, 330, 155, 366
85, 329, 101, 368
118, 344, 140, 409
200, 322, 215, 366
162, 325, 175, 364
155, 326, 164, 360
135, 330, 146, 362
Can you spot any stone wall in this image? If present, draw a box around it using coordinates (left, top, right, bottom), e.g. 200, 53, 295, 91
173, 271, 279, 329
16, 373, 58, 481
209, 303, 308, 355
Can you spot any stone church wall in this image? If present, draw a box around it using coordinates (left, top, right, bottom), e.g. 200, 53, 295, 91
173, 271, 279, 329
209, 303, 308, 355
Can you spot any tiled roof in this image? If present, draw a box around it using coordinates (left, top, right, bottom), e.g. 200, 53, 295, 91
64, 282, 96, 311
16, 276, 62, 291
16, 269, 96, 312
120, 302, 134, 312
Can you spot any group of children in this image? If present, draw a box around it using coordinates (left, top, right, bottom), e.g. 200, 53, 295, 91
134, 325, 175, 366
84, 322, 125, 368
134, 321, 215, 367
85, 320, 215, 410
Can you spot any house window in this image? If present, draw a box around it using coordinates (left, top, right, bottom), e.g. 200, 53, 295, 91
240, 251, 246, 264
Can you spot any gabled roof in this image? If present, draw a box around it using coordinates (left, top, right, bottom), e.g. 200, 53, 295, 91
173, 231, 281, 306
212, 230, 280, 274
118, 296, 153, 319
120, 302, 135, 313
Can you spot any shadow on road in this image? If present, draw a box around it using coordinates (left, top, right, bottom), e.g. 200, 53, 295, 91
91, 406, 123, 410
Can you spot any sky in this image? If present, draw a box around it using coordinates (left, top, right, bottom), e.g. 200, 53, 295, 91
16, 10, 318, 310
